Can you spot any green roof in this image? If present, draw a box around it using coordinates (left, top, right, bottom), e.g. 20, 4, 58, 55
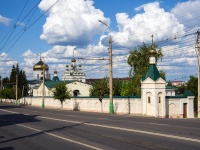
142, 64, 162, 81
184, 90, 194, 96
52, 76, 60, 81
165, 86, 177, 89
44, 81, 63, 88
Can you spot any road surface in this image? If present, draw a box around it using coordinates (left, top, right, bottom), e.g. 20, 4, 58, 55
0, 104, 200, 150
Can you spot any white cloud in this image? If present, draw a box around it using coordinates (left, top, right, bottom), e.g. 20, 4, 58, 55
171, 0, 200, 29
111, 2, 185, 48
0, 53, 17, 77
39, 0, 109, 46
0, 15, 11, 26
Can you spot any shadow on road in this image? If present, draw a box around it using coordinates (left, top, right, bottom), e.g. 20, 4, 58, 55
0, 122, 87, 144
0, 114, 40, 127
0, 105, 23, 110
0, 147, 14, 150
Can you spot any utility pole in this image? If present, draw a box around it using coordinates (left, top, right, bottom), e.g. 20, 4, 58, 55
196, 31, 200, 118
99, 20, 114, 114
42, 63, 45, 108
0, 76, 2, 103
16, 74, 18, 105
108, 35, 114, 114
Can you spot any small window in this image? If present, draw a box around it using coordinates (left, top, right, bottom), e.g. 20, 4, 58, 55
159, 97, 161, 103
148, 97, 151, 103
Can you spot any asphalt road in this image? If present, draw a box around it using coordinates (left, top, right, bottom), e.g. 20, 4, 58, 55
0, 104, 200, 150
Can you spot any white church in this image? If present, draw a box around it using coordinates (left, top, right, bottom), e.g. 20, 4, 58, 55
25, 43, 194, 118
29, 51, 91, 98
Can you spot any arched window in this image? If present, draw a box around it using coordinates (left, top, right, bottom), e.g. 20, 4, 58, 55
73, 90, 80, 97
148, 97, 151, 103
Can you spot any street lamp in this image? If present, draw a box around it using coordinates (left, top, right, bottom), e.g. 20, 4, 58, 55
99, 20, 114, 114
42, 62, 45, 108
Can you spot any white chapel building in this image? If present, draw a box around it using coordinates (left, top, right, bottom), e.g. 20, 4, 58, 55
62, 49, 86, 83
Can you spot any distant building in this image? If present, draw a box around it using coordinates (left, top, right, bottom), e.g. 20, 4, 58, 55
62, 50, 86, 83
171, 81, 185, 87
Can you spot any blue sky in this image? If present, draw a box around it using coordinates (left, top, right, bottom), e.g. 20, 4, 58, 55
0, 0, 199, 81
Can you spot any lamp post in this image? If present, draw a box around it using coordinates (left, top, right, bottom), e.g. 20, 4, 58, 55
42, 63, 45, 108
99, 20, 114, 114
16, 74, 18, 105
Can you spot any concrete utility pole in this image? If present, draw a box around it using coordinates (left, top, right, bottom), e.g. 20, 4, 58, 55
16, 74, 18, 105
0, 76, 2, 103
196, 31, 200, 118
99, 20, 114, 114
42, 63, 45, 108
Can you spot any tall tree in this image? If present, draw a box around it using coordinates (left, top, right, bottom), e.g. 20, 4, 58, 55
53, 82, 71, 109
90, 78, 109, 97
9, 65, 16, 86
127, 43, 163, 95
187, 75, 198, 112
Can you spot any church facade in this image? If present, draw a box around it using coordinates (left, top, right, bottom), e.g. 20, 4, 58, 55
62, 51, 86, 83
25, 43, 194, 118
30, 51, 90, 97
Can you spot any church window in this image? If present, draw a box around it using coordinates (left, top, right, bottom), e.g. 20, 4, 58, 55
159, 97, 161, 103
37, 74, 39, 79
148, 97, 151, 103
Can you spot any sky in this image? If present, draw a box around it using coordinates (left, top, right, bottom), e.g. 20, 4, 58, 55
0, 0, 199, 81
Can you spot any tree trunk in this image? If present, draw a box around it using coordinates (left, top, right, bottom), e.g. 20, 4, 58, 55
61, 101, 63, 109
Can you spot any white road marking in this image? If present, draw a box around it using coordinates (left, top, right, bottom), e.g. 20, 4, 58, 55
0, 109, 102, 150
97, 118, 108, 120
148, 123, 169, 126
0, 109, 18, 114
17, 124, 103, 150
1, 109, 200, 143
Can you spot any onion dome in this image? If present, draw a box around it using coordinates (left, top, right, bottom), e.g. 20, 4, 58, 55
66, 64, 69, 68
149, 45, 156, 57
33, 60, 49, 71
71, 57, 76, 62
54, 70, 57, 74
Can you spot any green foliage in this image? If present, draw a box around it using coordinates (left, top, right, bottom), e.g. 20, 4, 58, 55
127, 43, 163, 95
89, 78, 109, 97
176, 85, 187, 95
0, 64, 28, 99
186, 75, 198, 112
53, 82, 71, 108
0, 88, 15, 99
159, 70, 166, 80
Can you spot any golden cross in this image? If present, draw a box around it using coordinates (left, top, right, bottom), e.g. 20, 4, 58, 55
151, 34, 154, 44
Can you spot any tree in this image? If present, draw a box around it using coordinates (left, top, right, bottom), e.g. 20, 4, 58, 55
53, 82, 71, 109
89, 78, 109, 97
9, 64, 29, 98
0, 88, 15, 99
187, 75, 198, 112
127, 43, 163, 95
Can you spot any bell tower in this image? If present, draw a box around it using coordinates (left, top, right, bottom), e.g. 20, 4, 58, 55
141, 35, 166, 117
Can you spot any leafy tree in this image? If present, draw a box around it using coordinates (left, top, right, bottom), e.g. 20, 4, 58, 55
159, 70, 166, 80
90, 78, 109, 97
113, 79, 122, 96
176, 85, 187, 95
127, 43, 163, 95
0, 88, 15, 99
8, 64, 29, 97
120, 81, 129, 96
53, 82, 71, 109
186, 75, 198, 112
